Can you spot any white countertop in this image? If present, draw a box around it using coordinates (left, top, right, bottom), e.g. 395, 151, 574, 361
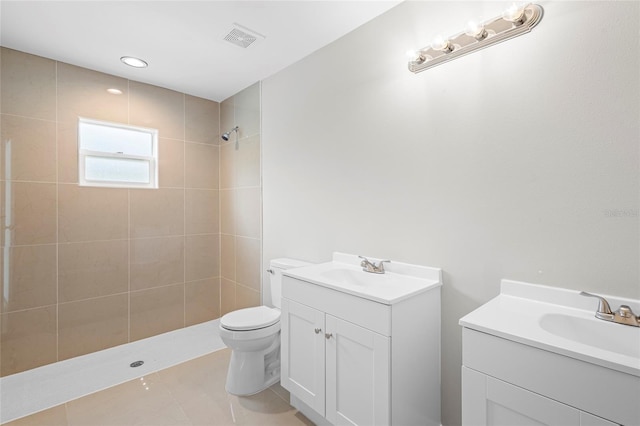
459, 280, 640, 377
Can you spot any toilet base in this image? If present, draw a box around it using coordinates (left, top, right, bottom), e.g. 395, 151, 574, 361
225, 338, 281, 396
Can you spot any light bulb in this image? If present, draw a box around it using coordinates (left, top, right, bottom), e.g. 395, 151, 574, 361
430, 35, 453, 53
502, 3, 526, 24
406, 49, 426, 64
465, 20, 487, 40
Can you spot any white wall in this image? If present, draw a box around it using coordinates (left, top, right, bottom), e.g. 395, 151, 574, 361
262, 2, 639, 424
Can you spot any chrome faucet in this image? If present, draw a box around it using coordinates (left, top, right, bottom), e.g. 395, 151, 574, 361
580, 291, 640, 327
358, 256, 390, 274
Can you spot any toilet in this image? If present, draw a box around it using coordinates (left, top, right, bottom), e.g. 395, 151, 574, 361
219, 258, 311, 396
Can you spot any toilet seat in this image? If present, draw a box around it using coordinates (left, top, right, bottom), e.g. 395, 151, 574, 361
221, 306, 280, 331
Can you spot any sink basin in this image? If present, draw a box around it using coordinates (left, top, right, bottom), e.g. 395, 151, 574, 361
540, 313, 640, 358
282, 252, 442, 305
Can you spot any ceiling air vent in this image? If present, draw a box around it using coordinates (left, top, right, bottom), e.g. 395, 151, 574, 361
223, 24, 265, 49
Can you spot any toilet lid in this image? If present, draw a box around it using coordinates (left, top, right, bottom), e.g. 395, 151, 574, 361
221, 306, 280, 331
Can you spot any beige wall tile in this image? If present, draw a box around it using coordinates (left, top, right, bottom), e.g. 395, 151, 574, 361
1, 115, 56, 182
220, 234, 235, 280
57, 62, 128, 124
1, 244, 56, 312
185, 278, 220, 326
130, 188, 184, 238
235, 285, 260, 310
185, 189, 219, 235
58, 240, 129, 303
158, 138, 184, 188
3, 404, 68, 426
185, 142, 219, 189
57, 121, 79, 183
130, 284, 184, 341
219, 142, 235, 190
58, 294, 128, 360
130, 236, 184, 291
220, 278, 236, 316
185, 95, 219, 145
235, 82, 260, 139
185, 234, 219, 281
236, 134, 260, 188
235, 187, 261, 239
0, 48, 56, 120
58, 184, 128, 242
130, 82, 184, 140
1, 306, 57, 376
236, 237, 260, 291
2, 182, 57, 246
220, 97, 235, 138
219, 189, 236, 235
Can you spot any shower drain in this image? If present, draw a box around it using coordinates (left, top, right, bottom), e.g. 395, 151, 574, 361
129, 360, 144, 368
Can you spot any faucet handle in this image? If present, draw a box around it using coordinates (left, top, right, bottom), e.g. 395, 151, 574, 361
580, 291, 614, 318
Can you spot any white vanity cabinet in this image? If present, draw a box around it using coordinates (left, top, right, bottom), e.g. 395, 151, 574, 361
280, 257, 442, 426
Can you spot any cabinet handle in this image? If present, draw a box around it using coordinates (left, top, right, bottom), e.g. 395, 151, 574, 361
325, 333, 333, 339
314, 328, 322, 334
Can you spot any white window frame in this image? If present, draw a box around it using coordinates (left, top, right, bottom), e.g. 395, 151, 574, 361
78, 117, 158, 189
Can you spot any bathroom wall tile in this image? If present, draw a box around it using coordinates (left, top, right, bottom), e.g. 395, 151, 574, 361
185, 189, 219, 235
1, 244, 56, 312
130, 236, 184, 291
236, 134, 260, 188
220, 189, 236, 235
0, 48, 56, 120
236, 237, 261, 291
130, 188, 184, 238
129, 82, 184, 140
130, 284, 185, 341
185, 278, 220, 326
235, 187, 261, 239
1, 182, 57, 246
220, 97, 235, 138
235, 82, 260, 139
0, 305, 57, 376
3, 404, 68, 426
0, 115, 56, 182
57, 62, 128, 124
58, 240, 129, 303
185, 234, 219, 281
58, 184, 128, 243
57, 121, 79, 183
185, 142, 219, 189
219, 142, 235, 190
220, 278, 236, 316
158, 138, 184, 188
185, 95, 219, 145
220, 234, 236, 280
236, 285, 260, 310
58, 294, 128, 360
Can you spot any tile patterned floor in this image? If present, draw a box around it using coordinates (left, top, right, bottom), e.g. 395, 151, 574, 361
4, 349, 313, 426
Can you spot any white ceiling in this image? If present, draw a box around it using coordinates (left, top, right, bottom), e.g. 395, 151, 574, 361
0, 1, 400, 102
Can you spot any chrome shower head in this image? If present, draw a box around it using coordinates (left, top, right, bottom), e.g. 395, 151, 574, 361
221, 126, 239, 141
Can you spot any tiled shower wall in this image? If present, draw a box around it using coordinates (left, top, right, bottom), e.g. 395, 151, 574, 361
219, 83, 262, 316
0, 47, 226, 377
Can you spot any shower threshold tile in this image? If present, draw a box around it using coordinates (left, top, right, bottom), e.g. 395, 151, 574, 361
0, 320, 225, 424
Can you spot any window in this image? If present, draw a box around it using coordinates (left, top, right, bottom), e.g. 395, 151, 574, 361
78, 118, 158, 188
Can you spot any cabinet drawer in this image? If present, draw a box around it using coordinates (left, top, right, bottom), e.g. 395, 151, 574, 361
283, 276, 391, 336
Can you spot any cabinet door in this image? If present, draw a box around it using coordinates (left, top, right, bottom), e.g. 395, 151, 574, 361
326, 315, 390, 426
281, 298, 326, 416
463, 366, 583, 426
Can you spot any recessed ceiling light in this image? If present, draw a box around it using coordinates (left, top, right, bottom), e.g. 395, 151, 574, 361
107, 88, 123, 95
120, 56, 148, 68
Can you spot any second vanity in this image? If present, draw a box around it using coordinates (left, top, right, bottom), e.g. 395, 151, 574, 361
281, 252, 442, 426
460, 280, 640, 426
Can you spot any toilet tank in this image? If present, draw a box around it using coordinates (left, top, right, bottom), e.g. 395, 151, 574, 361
269, 258, 311, 309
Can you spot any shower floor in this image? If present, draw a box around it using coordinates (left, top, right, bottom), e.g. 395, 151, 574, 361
0, 319, 226, 424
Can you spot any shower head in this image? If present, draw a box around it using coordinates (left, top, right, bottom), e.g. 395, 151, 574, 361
221, 126, 239, 141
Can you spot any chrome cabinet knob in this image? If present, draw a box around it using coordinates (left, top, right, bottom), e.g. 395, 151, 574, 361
314, 328, 322, 334
325, 333, 333, 339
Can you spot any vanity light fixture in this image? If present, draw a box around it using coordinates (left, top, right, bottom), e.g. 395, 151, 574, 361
407, 3, 543, 73
120, 56, 148, 68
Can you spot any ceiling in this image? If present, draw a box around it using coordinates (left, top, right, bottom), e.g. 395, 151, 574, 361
0, 1, 400, 102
